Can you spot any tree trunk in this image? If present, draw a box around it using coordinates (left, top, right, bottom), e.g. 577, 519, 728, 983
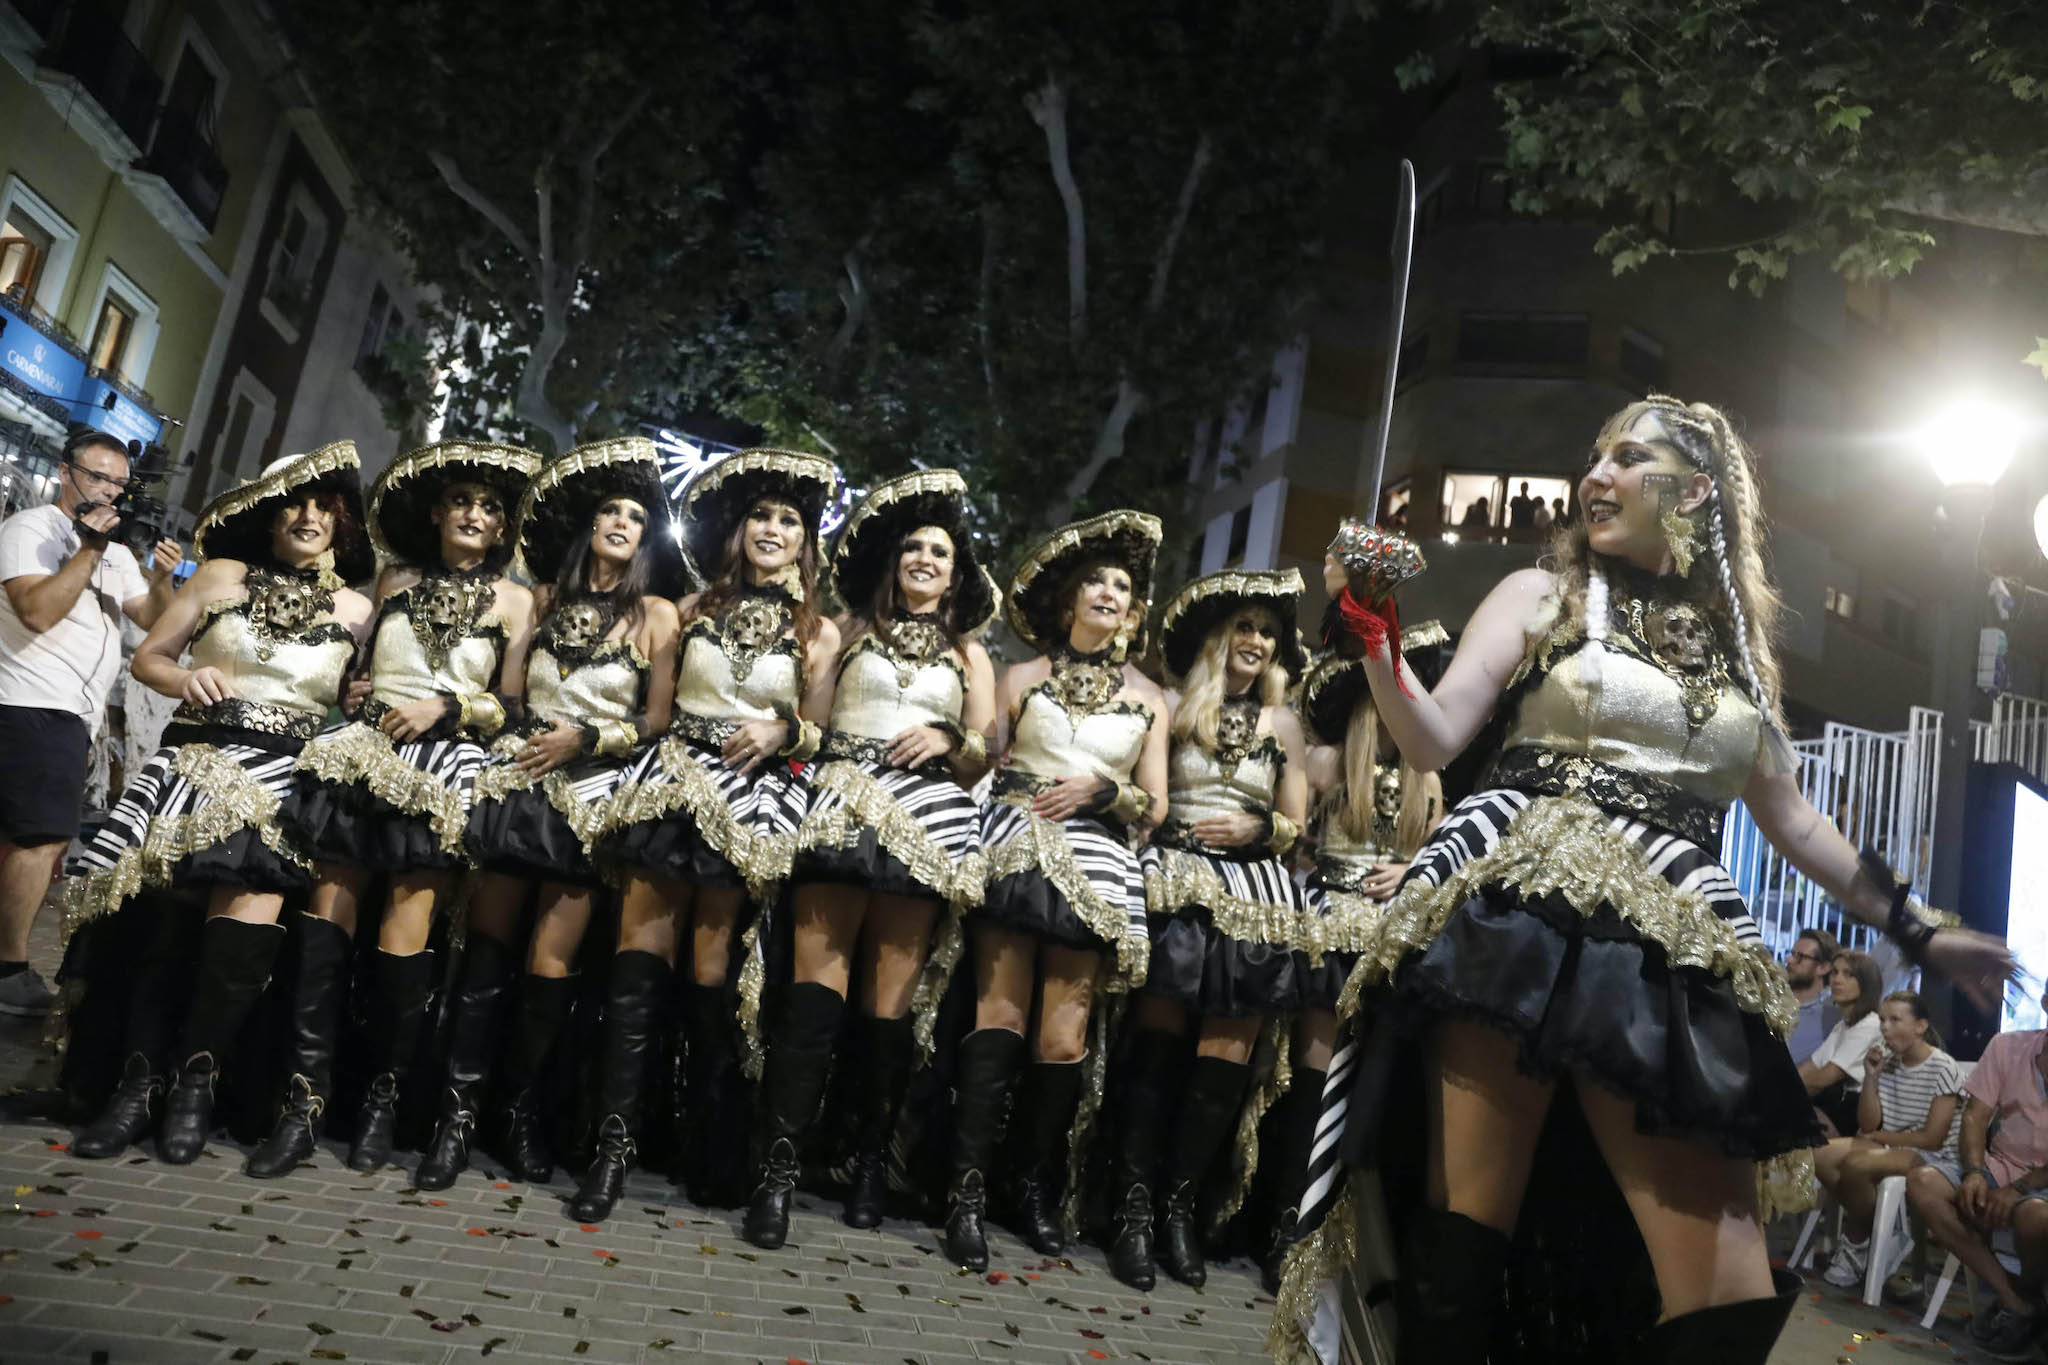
1025, 75, 1088, 360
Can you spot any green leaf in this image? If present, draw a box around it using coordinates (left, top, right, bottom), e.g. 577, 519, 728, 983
2026, 339, 2048, 380
1824, 104, 1873, 133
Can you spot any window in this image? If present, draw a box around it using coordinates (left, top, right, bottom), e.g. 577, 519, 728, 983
88, 293, 137, 375
1381, 479, 1412, 529
1877, 591, 1918, 651
1441, 470, 1570, 542
1244, 386, 1271, 457
0, 177, 79, 313
164, 46, 220, 136
1396, 333, 1429, 391
262, 187, 330, 335
356, 283, 394, 364
1619, 327, 1666, 389
1225, 505, 1251, 564
1455, 311, 1589, 371
1824, 586, 1856, 620
1417, 179, 1447, 238
219, 395, 254, 482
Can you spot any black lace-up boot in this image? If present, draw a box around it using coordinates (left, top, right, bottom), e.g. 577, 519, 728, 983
941, 1028, 1026, 1271
843, 1013, 914, 1229
495, 971, 575, 1183
567, 951, 668, 1222
158, 917, 284, 1165
1155, 1055, 1248, 1288
414, 933, 513, 1191
742, 982, 844, 1249
246, 915, 352, 1178
1007, 1059, 1083, 1255
347, 948, 437, 1172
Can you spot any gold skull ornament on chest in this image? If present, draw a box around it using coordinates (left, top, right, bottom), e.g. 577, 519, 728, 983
255, 579, 317, 634
551, 602, 608, 653
418, 578, 471, 630
1646, 602, 1714, 676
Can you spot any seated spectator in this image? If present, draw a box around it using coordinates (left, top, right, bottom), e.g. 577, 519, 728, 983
1459, 497, 1490, 530
1786, 926, 1842, 1065
1800, 949, 1882, 1136
1907, 1001, 2048, 1359
1816, 991, 1966, 1288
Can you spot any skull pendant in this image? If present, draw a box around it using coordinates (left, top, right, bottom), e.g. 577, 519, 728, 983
552, 602, 606, 654
1646, 603, 1712, 676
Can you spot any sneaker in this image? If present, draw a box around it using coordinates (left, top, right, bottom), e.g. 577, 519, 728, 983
0, 967, 53, 1017
1981, 1306, 2046, 1361
1822, 1236, 1870, 1289
1970, 1305, 2011, 1343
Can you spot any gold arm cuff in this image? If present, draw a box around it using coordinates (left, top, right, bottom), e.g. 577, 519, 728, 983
1107, 781, 1151, 826
459, 692, 506, 738
1267, 811, 1299, 858
778, 718, 822, 761
592, 720, 638, 757
955, 727, 988, 768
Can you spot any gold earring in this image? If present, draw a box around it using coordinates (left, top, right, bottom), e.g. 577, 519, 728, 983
1660, 507, 1697, 576
766, 561, 805, 602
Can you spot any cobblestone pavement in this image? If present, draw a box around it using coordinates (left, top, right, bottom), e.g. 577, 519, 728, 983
0, 1122, 1274, 1365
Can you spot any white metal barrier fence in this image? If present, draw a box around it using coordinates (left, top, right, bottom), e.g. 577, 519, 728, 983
1720, 694, 2048, 960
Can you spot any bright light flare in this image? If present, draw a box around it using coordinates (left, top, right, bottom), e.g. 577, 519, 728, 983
1914, 396, 2023, 489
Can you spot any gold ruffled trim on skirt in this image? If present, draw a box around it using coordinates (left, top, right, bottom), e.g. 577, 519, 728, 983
59, 745, 309, 929
472, 741, 609, 849
984, 811, 1148, 989
295, 722, 472, 857
1269, 1181, 1359, 1364
1058, 987, 1123, 1238
1334, 794, 1798, 1039
603, 736, 792, 900
1310, 886, 1386, 957
1144, 847, 1336, 961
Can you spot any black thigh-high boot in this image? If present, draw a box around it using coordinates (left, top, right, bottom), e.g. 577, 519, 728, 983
158, 917, 286, 1165
1006, 1059, 1083, 1255
496, 971, 576, 1183
415, 933, 514, 1191
843, 1013, 915, 1229
73, 911, 192, 1159
1107, 1028, 1187, 1291
941, 1027, 1026, 1271
679, 981, 746, 1207
1394, 1205, 1511, 1365
1260, 1065, 1325, 1294
348, 948, 438, 1172
245, 915, 352, 1178
1157, 1054, 1249, 1288
568, 950, 669, 1222
743, 981, 845, 1249
1641, 1268, 1801, 1365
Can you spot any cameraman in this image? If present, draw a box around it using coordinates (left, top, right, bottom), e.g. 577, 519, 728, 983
0, 429, 180, 1016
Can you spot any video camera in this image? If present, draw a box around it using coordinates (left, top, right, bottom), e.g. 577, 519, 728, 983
110, 438, 171, 558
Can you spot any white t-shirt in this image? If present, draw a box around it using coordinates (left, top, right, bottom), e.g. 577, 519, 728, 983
0, 503, 148, 724
1808, 1012, 1883, 1090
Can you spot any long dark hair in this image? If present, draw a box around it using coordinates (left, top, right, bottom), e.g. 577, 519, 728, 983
846, 526, 969, 658
541, 494, 652, 634
684, 498, 824, 647
1834, 949, 1884, 1027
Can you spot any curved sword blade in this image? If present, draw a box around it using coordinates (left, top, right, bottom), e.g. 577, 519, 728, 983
1363, 159, 1417, 520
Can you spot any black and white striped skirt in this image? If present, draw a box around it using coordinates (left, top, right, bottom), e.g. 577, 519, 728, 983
1272, 788, 1823, 1361
789, 760, 984, 905
465, 736, 637, 887
1139, 843, 1309, 1016
62, 738, 314, 926
599, 735, 806, 899
283, 721, 488, 872
975, 801, 1148, 987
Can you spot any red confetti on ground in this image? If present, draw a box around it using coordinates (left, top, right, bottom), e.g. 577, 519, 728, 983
986, 1272, 1009, 1284
1089, 1353, 1109, 1360
1081, 1329, 1106, 1339
494, 1182, 511, 1189
580, 1224, 601, 1233
31, 1210, 55, 1218
73, 1230, 102, 1239
1024, 1273, 1041, 1281
787, 1358, 809, 1364
46, 1143, 67, 1151
427, 1199, 448, 1206
592, 1249, 614, 1259
466, 1228, 489, 1237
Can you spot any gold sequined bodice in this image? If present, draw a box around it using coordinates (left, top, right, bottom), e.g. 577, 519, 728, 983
526, 643, 647, 727
1314, 772, 1404, 872
185, 587, 352, 718
368, 581, 505, 706
1008, 683, 1152, 785
1166, 732, 1283, 825
1504, 594, 1767, 805
673, 595, 803, 725
830, 633, 965, 741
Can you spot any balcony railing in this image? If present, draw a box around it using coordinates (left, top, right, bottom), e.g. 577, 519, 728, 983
42, 4, 161, 150
139, 106, 228, 234
0, 284, 81, 347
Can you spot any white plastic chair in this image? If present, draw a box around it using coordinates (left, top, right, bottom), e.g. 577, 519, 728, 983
1861, 1175, 1916, 1305
1921, 1229, 2021, 1330
1788, 1181, 1836, 1271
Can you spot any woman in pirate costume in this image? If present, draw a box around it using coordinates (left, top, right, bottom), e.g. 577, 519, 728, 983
940, 512, 1169, 1274
444, 438, 684, 1194
1103, 570, 1310, 1291
1259, 625, 1444, 1293
744, 469, 998, 1249
1271, 398, 2014, 1365
577, 449, 840, 1223
66, 444, 376, 1163
244, 441, 542, 1181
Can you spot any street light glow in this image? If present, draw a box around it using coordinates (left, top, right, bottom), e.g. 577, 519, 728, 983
2034, 492, 2048, 562
1915, 395, 2023, 489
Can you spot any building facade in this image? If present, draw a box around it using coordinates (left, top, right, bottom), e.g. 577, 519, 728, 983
0, 0, 424, 536
1187, 44, 2048, 736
